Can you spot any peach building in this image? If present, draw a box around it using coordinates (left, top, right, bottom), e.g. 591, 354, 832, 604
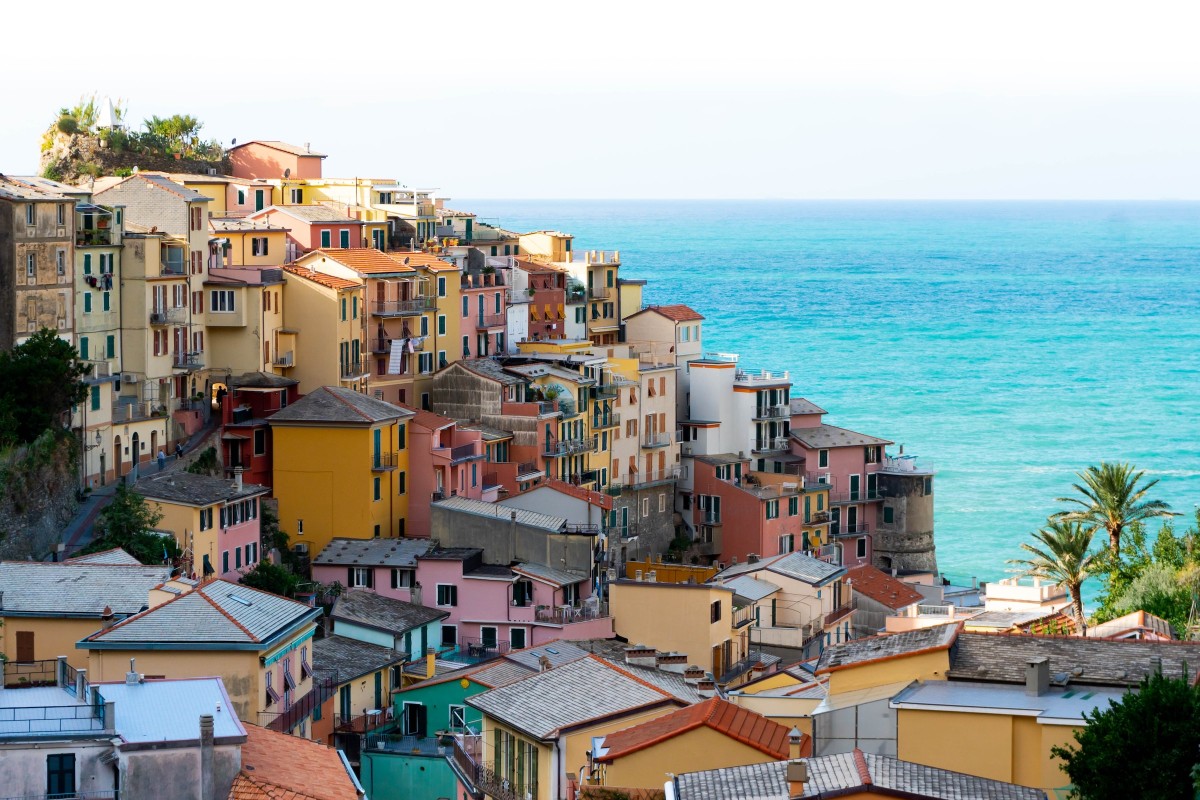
229, 140, 326, 181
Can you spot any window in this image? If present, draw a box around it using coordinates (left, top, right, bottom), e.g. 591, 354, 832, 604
641, 497, 650, 518
779, 534, 794, 553
658, 493, 667, 512
818, 449, 829, 468
398, 471, 406, 495
56, 250, 65, 276
391, 568, 413, 589
438, 276, 447, 296
883, 506, 895, 524
441, 625, 457, 647
237, 189, 245, 205
510, 627, 526, 650
46, 753, 76, 798
373, 477, 381, 501
83, 253, 92, 274
251, 237, 269, 256
321, 230, 332, 248
102, 292, 110, 311
300, 645, 311, 680
190, 207, 202, 231
437, 315, 446, 335
340, 297, 347, 320
420, 316, 429, 336
339, 229, 350, 248
462, 296, 469, 316
210, 290, 236, 312
449, 705, 467, 731
90, 385, 101, 412
924, 477, 933, 495
222, 551, 229, 574
857, 538, 868, 559
766, 500, 779, 519
25, 204, 35, 225
57, 204, 66, 226
100, 253, 113, 274
352, 296, 358, 319
290, 188, 303, 204
254, 428, 267, 456
398, 424, 406, 450
513, 579, 534, 607
349, 567, 373, 588
710, 601, 722, 623
83, 294, 92, 314
788, 496, 798, 516
199, 507, 213, 531
235, 547, 242, 569
265, 670, 280, 707
27, 252, 36, 277
436, 584, 458, 607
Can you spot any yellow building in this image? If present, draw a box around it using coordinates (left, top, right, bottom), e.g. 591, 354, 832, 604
727, 664, 827, 738
280, 264, 367, 394
312, 634, 408, 730
131, 470, 270, 582
78, 579, 324, 734
209, 217, 291, 269
270, 385, 413, 553
591, 696, 798, 791
0, 557, 171, 669
467, 655, 685, 800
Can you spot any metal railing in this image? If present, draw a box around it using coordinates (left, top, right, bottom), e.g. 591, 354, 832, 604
642, 431, 674, 449
825, 601, 854, 627
534, 602, 609, 624
340, 360, 366, 379
273, 351, 294, 367
261, 673, 335, 734
443, 637, 510, 664
76, 228, 115, 247
3, 659, 58, 688
698, 510, 722, 525
592, 411, 620, 429
372, 451, 398, 471
752, 437, 790, 454
587, 286, 611, 299
732, 604, 755, 628
516, 461, 542, 477
372, 297, 437, 316
150, 307, 186, 326
717, 651, 770, 684
830, 487, 884, 504
591, 383, 619, 398
364, 733, 445, 756
880, 456, 936, 474
479, 312, 506, 328
627, 467, 681, 489
84, 359, 111, 378
160, 259, 186, 276
450, 443, 482, 462
830, 522, 870, 537
543, 437, 595, 457
173, 352, 203, 370
754, 405, 790, 419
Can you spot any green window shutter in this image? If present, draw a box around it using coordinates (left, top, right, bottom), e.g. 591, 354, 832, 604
102, 292, 110, 311
83, 254, 92, 274
321, 230, 331, 248
79, 337, 89, 359
83, 293, 91, 313
106, 335, 115, 358
90, 385, 100, 411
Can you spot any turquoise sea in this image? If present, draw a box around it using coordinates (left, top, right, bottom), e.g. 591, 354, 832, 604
462, 200, 1200, 596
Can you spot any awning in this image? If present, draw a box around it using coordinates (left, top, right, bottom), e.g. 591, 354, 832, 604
221, 432, 251, 441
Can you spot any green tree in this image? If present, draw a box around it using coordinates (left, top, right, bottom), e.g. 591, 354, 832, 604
1055, 462, 1177, 555
1009, 519, 1099, 634
81, 484, 180, 565
1053, 671, 1200, 799
0, 329, 90, 444
238, 560, 300, 598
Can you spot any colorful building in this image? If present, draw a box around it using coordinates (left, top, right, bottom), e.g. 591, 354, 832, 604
0, 176, 75, 349
248, 205, 368, 261
310, 537, 435, 605
219, 371, 300, 487
405, 408, 488, 537
279, 263, 367, 394
229, 140, 327, 182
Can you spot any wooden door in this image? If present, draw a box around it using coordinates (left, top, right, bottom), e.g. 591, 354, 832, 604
15, 630, 34, 662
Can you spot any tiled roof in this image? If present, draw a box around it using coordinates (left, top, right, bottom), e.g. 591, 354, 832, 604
313, 634, 407, 683
714, 552, 843, 587
724, 575, 780, 602
455, 358, 525, 386
633, 304, 704, 322
790, 423, 892, 449
281, 264, 362, 290
513, 562, 588, 587
384, 250, 459, 272
845, 565, 924, 611
613, 662, 704, 704
63, 548, 142, 566
133, 471, 269, 507
467, 655, 679, 740
948, 631, 1200, 687
673, 750, 1047, 800
0, 561, 170, 617
501, 479, 614, 512
300, 248, 411, 276
502, 641, 593, 673
599, 697, 789, 762
331, 589, 447, 636
433, 495, 567, 532
230, 140, 328, 158
231, 722, 360, 800
789, 398, 826, 415
268, 205, 363, 224
270, 386, 412, 424
127, 173, 213, 203
963, 609, 1059, 630
408, 407, 457, 430
816, 623, 960, 674
83, 580, 317, 647
0, 175, 68, 201
312, 537, 435, 568
1086, 610, 1175, 640
229, 372, 299, 389
405, 639, 592, 690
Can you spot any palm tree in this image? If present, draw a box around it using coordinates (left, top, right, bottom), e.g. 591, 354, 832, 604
1009, 520, 1099, 635
1055, 462, 1177, 556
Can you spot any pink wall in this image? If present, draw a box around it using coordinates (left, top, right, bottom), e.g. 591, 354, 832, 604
693, 462, 809, 565
310, 564, 417, 603
460, 287, 507, 358
221, 518, 262, 580
230, 144, 323, 180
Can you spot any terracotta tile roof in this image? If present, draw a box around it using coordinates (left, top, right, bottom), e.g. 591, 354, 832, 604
406, 406, 457, 431
300, 248, 413, 275
502, 478, 614, 511
281, 264, 361, 290
634, 304, 704, 322
230, 722, 359, 800
846, 565, 924, 611
597, 697, 790, 763
385, 250, 459, 272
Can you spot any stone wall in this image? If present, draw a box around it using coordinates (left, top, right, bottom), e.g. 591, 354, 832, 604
0, 431, 80, 559
873, 471, 938, 573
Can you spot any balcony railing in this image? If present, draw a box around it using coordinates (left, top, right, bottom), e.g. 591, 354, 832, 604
160, 259, 186, 276
534, 602, 609, 624
592, 411, 620, 429
149, 307, 186, 326
587, 286, 611, 299
735, 368, 790, 383
717, 651, 771, 684
642, 431, 674, 449
754, 405, 791, 419
260, 673, 336, 734
825, 601, 854, 627
543, 437, 595, 457
173, 352, 204, 370
880, 455, 936, 474
443, 637, 510, 665
372, 297, 437, 316
809, 510, 831, 524
830, 487, 884, 504
84, 359, 111, 378
479, 312, 506, 328
273, 351, 294, 367
830, 522, 870, 537
372, 451, 398, 471
698, 510, 722, 525
340, 360, 367, 379
752, 437, 790, 454
733, 604, 755, 628
451, 443, 483, 462
627, 467, 681, 489
364, 733, 446, 756
515, 461, 542, 478
0, 791, 119, 800
591, 383, 619, 399
371, 336, 426, 354
76, 228, 115, 247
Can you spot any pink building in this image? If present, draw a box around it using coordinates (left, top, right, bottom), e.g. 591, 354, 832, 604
416, 548, 611, 656
459, 271, 507, 358
229, 140, 326, 181
405, 408, 490, 537
247, 206, 366, 259
786, 398, 891, 568
311, 538, 436, 603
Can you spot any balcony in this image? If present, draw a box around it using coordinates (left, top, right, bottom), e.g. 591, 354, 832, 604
114, 399, 156, 422
84, 359, 111, 378
340, 360, 368, 380
543, 437, 595, 457
372, 451, 399, 471
479, 312, 506, 329
273, 351, 294, 368
372, 336, 426, 354
809, 510, 831, 524
76, 228, 114, 247
698, 510, 722, 525
811, 543, 842, 566
160, 258, 186, 277
515, 461, 543, 479
733, 604, 755, 628
751, 437, 790, 454
830, 522, 870, 538
830, 487, 883, 504
880, 455, 936, 474
591, 383, 619, 399
173, 352, 204, 371
450, 443, 484, 463
627, 467, 681, 490
717, 651, 772, 685
149, 307, 186, 326
642, 431, 674, 449
754, 405, 791, 420
592, 411, 620, 429
825, 601, 854, 628
372, 297, 437, 317
259, 673, 336, 734
734, 368, 790, 384
442, 636, 510, 665
587, 286, 612, 300
534, 602, 609, 625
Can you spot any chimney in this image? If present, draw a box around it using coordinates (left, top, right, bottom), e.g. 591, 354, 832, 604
1025, 657, 1049, 696
747, 553, 759, 564
539, 655, 552, 672
411, 583, 423, 606
696, 678, 717, 699
101, 605, 115, 629
623, 645, 658, 669
683, 665, 706, 685
426, 647, 437, 679
655, 653, 688, 674
786, 760, 809, 796
788, 727, 805, 760
126, 658, 140, 686
233, 467, 244, 492
200, 714, 215, 800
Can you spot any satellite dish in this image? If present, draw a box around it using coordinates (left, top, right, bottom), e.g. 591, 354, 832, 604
284, 168, 291, 179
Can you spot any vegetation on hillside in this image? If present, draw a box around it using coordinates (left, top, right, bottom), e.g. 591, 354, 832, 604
81, 483, 181, 565
0, 329, 90, 447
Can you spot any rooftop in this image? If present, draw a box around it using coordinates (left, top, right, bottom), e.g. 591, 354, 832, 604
63, 547, 142, 566
133, 471, 269, 507
455, 358, 526, 386
100, 173, 212, 203
230, 721, 362, 800
629, 304, 705, 323
94, 676, 246, 744
82, 580, 319, 648
789, 397, 827, 415
402, 640, 594, 691
0, 174, 68, 201
281, 263, 363, 290
714, 552, 844, 588
0, 560, 170, 617
724, 575, 781, 603
790, 423, 892, 449
407, 407, 457, 431
891, 679, 1128, 726
301, 248, 416, 278
312, 537, 434, 568
513, 561, 588, 587
845, 565, 924, 611
229, 371, 299, 390
230, 140, 328, 158
501, 478, 614, 512
467, 655, 679, 740
331, 589, 448, 636
672, 750, 1046, 800
816, 623, 961, 674
270, 385, 413, 425
313, 634, 408, 683
598, 696, 789, 763
432, 494, 568, 533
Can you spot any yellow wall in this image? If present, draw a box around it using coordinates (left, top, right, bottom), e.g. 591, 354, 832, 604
281, 272, 362, 394
85, 648, 261, 720
618, 283, 643, 320
342, 665, 397, 716
610, 583, 741, 676
3, 617, 104, 669
221, 230, 289, 268
484, 718, 553, 800
272, 419, 409, 552
600, 724, 775, 789
824, 649, 950, 694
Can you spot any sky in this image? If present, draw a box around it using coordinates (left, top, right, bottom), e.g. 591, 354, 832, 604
5, 0, 1200, 199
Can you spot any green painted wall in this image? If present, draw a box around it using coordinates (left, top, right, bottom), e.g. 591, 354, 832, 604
361, 751, 457, 800
394, 676, 486, 734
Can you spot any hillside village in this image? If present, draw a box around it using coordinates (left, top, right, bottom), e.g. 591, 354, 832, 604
0, 135, 1194, 800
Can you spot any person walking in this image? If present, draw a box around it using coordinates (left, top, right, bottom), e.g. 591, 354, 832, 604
175, 442, 184, 460
157, 449, 166, 472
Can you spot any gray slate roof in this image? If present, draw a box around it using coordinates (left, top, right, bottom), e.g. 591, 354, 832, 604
0, 561, 170, 617
948, 631, 1200, 687
64, 548, 143, 566
789, 398, 827, 415
714, 552, 843, 587
266, 204, 360, 223
504, 641, 593, 673
457, 359, 525, 386
817, 623, 960, 673
313, 537, 435, 568
674, 752, 1046, 800
134, 471, 268, 506
433, 495, 567, 532
790, 423, 892, 449
467, 655, 677, 740
270, 386, 414, 424
229, 371, 299, 389
313, 634, 407, 682
83, 580, 317, 647
513, 561, 587, 587
724, 575, 780, 602
331, 589, 447, 635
